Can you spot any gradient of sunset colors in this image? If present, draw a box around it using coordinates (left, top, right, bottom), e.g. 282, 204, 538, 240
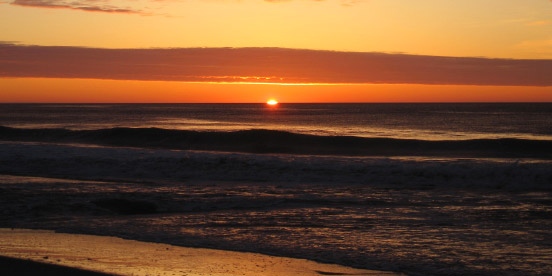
1, 0, 552, 102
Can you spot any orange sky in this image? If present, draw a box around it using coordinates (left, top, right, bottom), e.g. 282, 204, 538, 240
1, 0, 552, 102
2, 78, 551, 103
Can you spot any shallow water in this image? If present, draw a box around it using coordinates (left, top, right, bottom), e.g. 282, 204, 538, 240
1, 143, 551, 276
2, 176, 551, 276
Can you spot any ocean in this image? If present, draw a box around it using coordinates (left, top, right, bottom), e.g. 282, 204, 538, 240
1, 103, 551, 276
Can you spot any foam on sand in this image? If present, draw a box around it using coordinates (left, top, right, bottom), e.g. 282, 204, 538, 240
0, 229, 401, 276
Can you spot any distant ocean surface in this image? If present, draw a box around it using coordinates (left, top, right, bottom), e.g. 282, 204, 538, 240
2, 103, 552, 140
1, 103, 551, 276
1, 103, 552, 158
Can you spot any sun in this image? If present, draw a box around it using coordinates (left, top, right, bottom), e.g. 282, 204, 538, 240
266, 99, 279, 106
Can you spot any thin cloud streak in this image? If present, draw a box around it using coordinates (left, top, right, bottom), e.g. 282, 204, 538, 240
525, 20, 552, 27
10, 0, 146, 14
263, 0, 364, 6
1, 43, 551, 86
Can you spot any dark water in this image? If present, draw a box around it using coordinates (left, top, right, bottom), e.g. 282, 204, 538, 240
1, 103, 551, 140
1, 103, 551, 276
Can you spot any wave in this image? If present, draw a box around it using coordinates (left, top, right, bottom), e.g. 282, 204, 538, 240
2, 142, 551, 191
1, 126, 551, 159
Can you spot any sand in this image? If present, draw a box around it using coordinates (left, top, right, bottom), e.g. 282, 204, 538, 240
0, 228, 400, 276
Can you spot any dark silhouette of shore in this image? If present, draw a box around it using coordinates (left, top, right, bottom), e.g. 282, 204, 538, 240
0, 256, 113, 276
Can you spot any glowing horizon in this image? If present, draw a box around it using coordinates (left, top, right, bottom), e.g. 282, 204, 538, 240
2, 78, 551, 103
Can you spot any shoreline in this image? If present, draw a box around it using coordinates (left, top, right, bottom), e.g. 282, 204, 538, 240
0, 228, 402, 276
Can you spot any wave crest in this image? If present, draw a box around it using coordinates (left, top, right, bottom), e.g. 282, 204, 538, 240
1, 126, 551, 158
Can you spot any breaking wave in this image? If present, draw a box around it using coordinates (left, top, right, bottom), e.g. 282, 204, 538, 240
1, 126, 551, 159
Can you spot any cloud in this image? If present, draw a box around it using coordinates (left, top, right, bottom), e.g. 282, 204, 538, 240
1, 43, 551, 86
515, 38, 552, 58
263, 0, 322, 2
9, 0, 366, 14
525, 20, 552, 26
10, 0, 147, 14
263, 0, 364, 6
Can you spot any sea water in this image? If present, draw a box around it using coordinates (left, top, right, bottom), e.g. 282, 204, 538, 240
1, 103, 551, 276
2, 103, 552, 140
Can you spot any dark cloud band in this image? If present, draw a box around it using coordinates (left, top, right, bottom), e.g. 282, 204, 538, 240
11, 0, 145, 14
1, 43, 551, 86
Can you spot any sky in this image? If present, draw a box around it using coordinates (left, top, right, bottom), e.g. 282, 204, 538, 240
1, 0, 552, 102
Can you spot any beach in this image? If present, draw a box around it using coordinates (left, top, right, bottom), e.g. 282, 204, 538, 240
0, 228, 399, 276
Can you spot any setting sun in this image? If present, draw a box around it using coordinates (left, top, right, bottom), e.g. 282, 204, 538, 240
266, 99, 279, 106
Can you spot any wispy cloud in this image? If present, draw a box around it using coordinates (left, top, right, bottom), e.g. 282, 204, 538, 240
260, 0, 366, 6
9, 0, 366, 15
1, 43, 551, 86
263, 0, 293, 3
515, 38, 552, 58
10, 0, 147, 14
525, 20, 552, 27
263, 0, 365, 6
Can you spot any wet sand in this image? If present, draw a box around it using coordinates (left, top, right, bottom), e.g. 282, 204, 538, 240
0, 229, 400, 276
